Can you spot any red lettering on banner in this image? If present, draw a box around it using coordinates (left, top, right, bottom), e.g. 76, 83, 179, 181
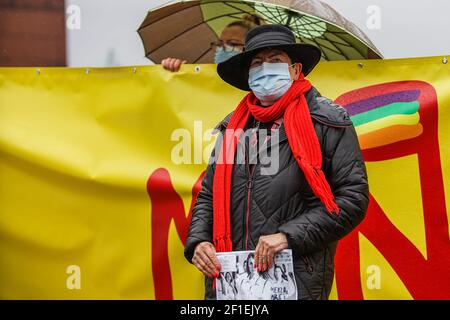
335, 81, 450, 299
146, 168, 204, 299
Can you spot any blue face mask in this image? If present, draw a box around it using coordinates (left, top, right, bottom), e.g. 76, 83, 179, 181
214, 46, 241, 64
248, 62, 294, 102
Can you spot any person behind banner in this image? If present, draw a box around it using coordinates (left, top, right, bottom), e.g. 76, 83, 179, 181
161, 14, 264, 72
184, 24, 369, 300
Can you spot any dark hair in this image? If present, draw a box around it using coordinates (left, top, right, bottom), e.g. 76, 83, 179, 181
274, 264, 288, 281
273, 265, 283, 281
245, 253, 255, 275
225, 272, 233, 282
226, 14, 265, 31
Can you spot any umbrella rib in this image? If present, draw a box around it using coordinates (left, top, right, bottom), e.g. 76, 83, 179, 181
318, 38, 350, 59
301, 30, 349, 59
320, 33, 352, 47
293, 16, 367, 58
326, 24, 380, 54
270, 10, 285, 25
192, 10, 226, 64
316, 45, 331, 61
271, 5, 290, 24
323, 35, 362, 56
291, 15, 327, 32
327, 30, 356, 35
222, 1, 258, 20
297, 35, 324, 59
145, 12, 248, 57
298, 35, 331, 61
285, 12, 294, 27
193, 46, 213, 63
314, 38, 348, 58
292, 18, 345, 59
139, 2, 200, 29
325, 31, 367, 58
228, 13, 250, 20
292, 18, 322, 42
296, 19, 327, 30
223, 1, 255, 12
255, 5, 277, 23
257, 4, 285, 24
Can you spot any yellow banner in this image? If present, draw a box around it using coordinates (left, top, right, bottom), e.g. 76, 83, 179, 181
0, 56, 449, 299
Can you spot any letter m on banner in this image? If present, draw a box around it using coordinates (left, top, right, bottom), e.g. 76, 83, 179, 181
147, 168, 205, 300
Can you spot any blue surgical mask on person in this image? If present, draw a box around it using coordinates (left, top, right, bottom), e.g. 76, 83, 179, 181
214, 46, 241, 64
248, 62, 294, 102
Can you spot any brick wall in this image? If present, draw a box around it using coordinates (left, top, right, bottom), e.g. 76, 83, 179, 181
0, 0, 66, 66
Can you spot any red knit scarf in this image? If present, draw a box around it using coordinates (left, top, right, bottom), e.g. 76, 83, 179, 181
212, 74, 339, 253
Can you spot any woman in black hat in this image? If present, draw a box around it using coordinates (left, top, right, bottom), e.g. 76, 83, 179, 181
185, 24, 369, 300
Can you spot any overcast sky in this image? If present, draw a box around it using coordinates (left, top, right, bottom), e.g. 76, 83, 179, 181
66, 0, 450, 67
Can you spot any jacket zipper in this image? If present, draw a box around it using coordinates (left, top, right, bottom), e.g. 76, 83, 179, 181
245, 163, 256, 250
243, 121, 258, 251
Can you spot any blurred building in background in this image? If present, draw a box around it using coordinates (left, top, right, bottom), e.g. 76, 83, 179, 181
0, 0, 448, 68
0, 0, 66, 66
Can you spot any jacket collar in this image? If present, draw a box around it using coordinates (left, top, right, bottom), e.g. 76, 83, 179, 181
213, 86, 354, 160
215, 86, 353, 135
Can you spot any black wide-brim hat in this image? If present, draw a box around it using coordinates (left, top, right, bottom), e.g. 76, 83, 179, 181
217, 24, 322, 91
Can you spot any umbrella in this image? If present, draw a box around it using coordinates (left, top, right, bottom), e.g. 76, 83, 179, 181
138, 0, 383, 64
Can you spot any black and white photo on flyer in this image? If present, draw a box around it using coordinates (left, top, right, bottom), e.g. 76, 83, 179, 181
215, 249, 297, 300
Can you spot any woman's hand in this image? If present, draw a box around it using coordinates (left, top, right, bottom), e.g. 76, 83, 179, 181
161, 57, 187, 72
192, 241, 221, 278
255, 233, 288, 272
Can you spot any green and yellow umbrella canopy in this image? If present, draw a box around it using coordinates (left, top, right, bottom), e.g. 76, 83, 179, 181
138, 0, 383, 64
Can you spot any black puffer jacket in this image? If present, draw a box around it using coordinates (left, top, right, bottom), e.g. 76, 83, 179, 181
184, 86, 369, 300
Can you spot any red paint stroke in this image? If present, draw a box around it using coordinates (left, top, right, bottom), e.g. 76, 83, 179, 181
147, 168, 204, 300
335, 81, 450, 299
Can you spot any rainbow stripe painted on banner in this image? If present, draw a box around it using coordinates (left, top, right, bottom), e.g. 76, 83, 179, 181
347, 90, 423, 150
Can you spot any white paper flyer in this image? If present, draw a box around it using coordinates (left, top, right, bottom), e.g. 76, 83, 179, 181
215, 249, 297, 300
